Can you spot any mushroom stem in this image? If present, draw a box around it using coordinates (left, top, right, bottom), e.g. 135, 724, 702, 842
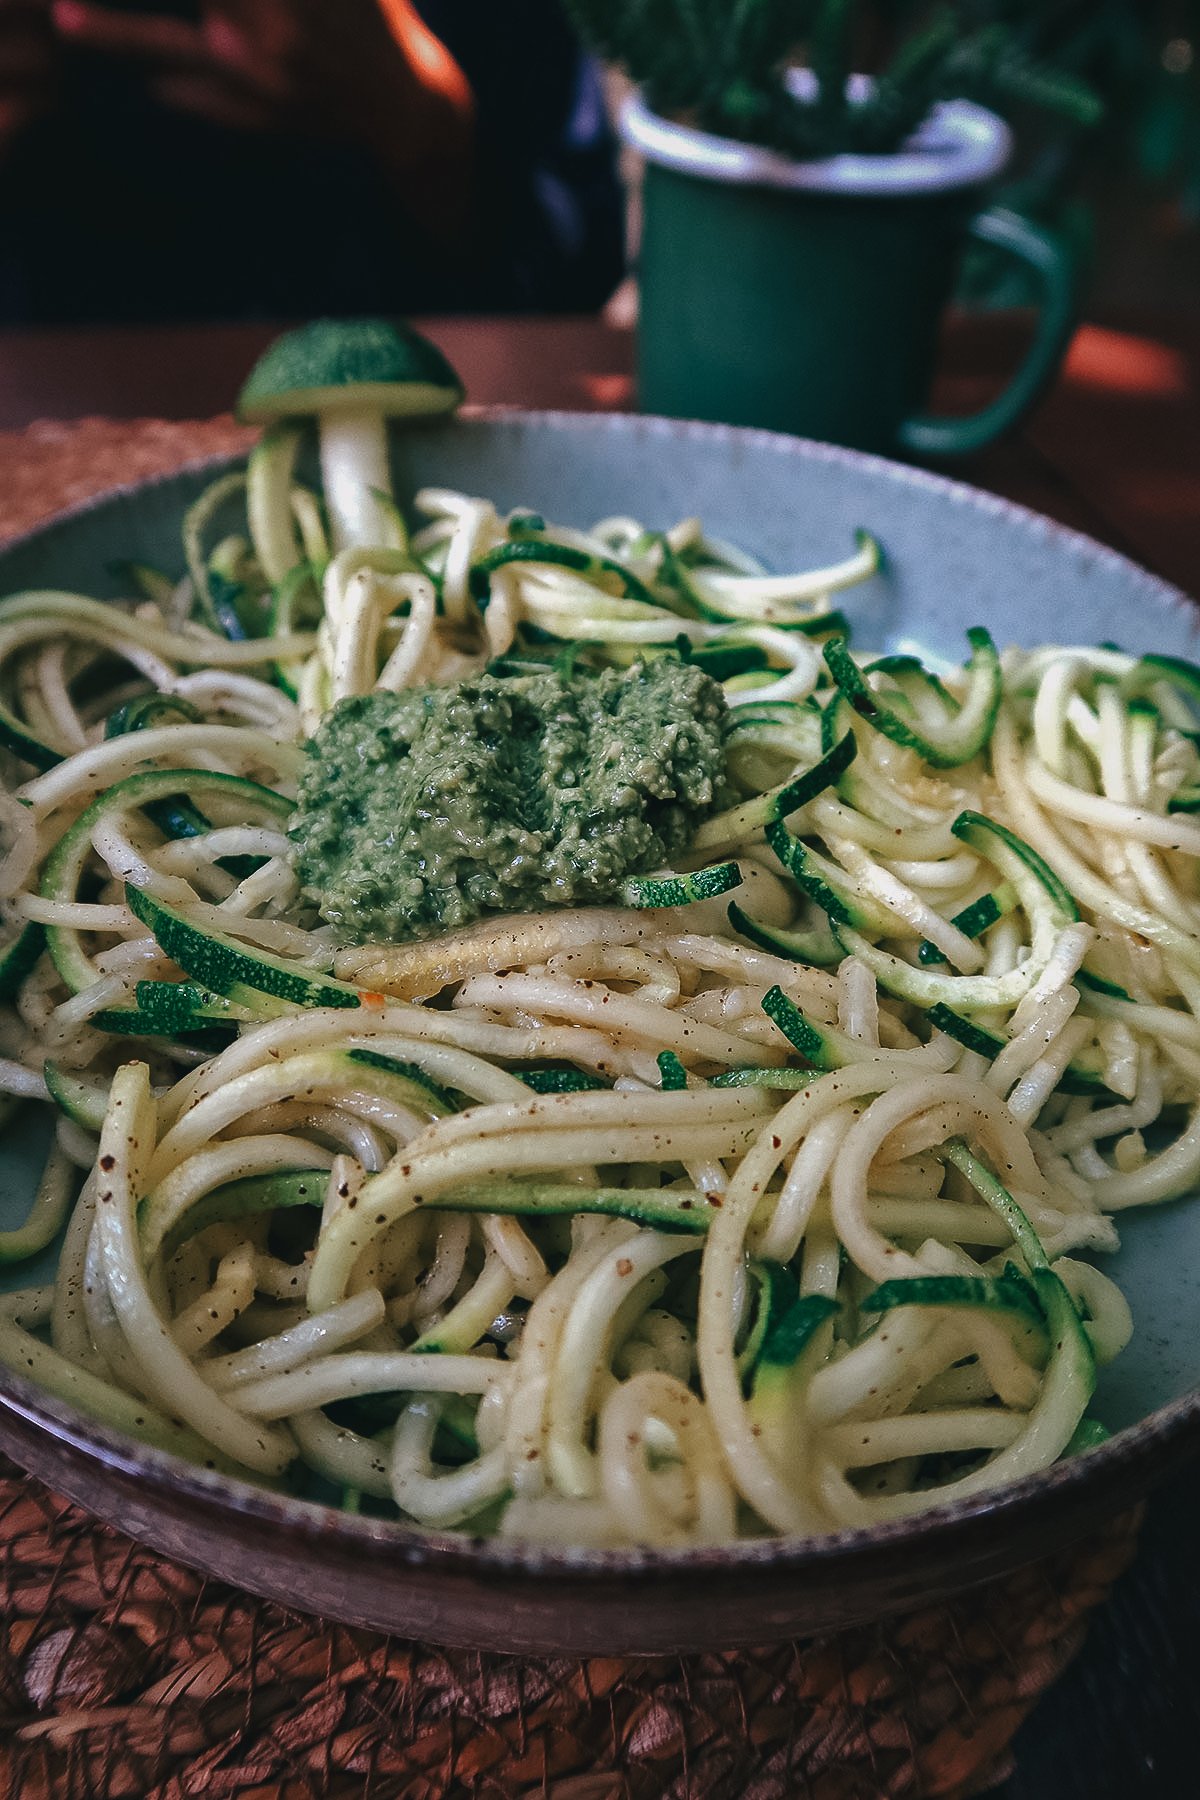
318, 409, 405, 553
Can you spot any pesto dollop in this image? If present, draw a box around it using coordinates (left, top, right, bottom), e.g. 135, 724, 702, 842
289, 659, 730, 943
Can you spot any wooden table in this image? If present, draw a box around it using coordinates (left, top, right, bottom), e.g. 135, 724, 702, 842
0, 311, 1197, 1799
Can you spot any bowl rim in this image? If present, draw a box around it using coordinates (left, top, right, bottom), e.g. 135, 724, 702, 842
1, 404, 1198, 1581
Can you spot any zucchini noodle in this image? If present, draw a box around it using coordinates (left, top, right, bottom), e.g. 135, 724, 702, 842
1, 462, 1198, 1551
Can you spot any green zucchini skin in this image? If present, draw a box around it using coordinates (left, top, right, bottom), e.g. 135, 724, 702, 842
691, 728, 857, 854
752, 1295, 841, 1401
823, 629, 1001, 769
103, 694, 260, 870
515, 1066, 609, 1095
0, 699, 57, 771
928, 1002, 1113, 1097
620, 861, 742, 909
0, 921, 45, 1002
950, 811, 1078, 924
39, 769, 292, 1008
917, 885, 1017, 965
125, 883, 361, 1014
860, 1270, 1044, 1328
470, 539, 655, 607
727, 899, 841, 966
44, 1062, 109, 1132
764, 819, 894, 933
657, 1050, 689, 1091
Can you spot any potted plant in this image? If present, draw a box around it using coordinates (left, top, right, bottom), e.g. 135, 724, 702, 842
564, 1, 1101, 456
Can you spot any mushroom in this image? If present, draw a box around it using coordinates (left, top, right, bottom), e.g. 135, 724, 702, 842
237, 317, 464, 559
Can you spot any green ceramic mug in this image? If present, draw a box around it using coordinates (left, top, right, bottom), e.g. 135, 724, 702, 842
622, 87, 1078, 457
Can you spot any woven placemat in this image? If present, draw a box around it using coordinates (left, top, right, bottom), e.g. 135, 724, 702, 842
0, 1459, 1141, 1800
0, 416, 1144, 1799
0, 415, 253, 543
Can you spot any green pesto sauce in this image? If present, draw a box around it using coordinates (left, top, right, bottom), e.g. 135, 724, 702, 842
289, 659, 730, 943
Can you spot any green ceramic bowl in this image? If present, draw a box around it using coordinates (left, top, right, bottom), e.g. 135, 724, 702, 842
1, 411, 1197, 1654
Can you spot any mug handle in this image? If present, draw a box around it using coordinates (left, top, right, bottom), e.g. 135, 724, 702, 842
898, 206, 1078, 460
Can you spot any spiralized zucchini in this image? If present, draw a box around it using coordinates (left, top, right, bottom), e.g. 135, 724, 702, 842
1, 463, 1197, 1549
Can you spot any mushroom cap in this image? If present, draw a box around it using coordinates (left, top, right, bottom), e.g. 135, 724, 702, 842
236, 318, 464, 424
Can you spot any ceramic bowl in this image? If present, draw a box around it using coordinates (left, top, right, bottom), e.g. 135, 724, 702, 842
1, 411, 1198, 1655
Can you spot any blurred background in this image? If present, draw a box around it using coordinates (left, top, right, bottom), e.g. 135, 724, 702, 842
1, 0, 1199, 325
601, 0, 1200, 322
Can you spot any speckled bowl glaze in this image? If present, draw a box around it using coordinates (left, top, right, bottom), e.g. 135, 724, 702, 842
1, 412, 1198, 1656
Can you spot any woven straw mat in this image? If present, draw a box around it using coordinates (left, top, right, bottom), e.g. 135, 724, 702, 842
0, 416, 1142, 1800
